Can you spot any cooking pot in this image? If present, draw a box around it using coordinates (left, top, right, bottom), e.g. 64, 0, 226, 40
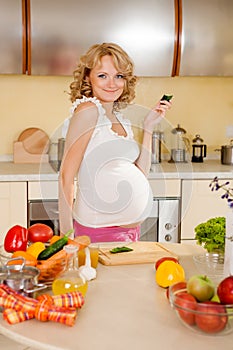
0, 257, 47, 295
221, 140, 233, 165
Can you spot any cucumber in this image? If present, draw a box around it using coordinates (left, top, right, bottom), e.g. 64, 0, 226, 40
161, 94, 173, 102
110, 246, 133, 254
37, 230, 73, 260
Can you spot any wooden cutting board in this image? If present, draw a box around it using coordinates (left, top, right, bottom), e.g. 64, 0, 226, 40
18, 127, 50, 154
98, 242, 179, 266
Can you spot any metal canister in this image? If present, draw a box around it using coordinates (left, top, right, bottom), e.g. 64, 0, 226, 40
58, 138, 65, 168
151, 131, 164, 164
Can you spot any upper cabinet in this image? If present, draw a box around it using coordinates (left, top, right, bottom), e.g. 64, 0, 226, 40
0, 1, 232, 76
28, 0, 176, 76
177, 0, 233, 76
0, 0, 25, 74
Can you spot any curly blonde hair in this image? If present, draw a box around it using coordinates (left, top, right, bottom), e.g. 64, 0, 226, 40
69, 43, 138, 109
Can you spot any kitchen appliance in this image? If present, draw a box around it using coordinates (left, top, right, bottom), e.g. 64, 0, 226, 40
58, 138, 65, 169
168, 124, 190, 163
191, 134, 207, 163
140, 197, 180, 243
151, 131, 164, 164
28, 196, 180, 243
221, 140, 233, 165
28, 200, 60, 235
49, 137, 65, 172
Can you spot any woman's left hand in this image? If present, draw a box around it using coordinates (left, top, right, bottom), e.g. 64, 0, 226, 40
143, 99, 172, 133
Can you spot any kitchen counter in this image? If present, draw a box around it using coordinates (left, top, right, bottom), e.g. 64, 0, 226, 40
0, 159, 232, 181
0, 243, 232, 350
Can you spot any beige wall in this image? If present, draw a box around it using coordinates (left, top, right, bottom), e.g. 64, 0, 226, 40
1, 74, 233, 157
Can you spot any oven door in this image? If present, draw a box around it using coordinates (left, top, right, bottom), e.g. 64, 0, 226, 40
28, 200, 59, 234
139, 197, 180, 243
140, 199, 159, 241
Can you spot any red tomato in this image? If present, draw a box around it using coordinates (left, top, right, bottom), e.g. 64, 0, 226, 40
28, 223, 53, 243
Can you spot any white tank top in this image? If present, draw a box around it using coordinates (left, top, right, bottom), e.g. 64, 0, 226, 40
71, 97, 153, 227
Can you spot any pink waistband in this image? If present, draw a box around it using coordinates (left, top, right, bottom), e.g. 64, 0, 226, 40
73, 221, 140, 243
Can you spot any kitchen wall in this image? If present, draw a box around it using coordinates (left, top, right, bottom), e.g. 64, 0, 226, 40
0, 74, 233, 158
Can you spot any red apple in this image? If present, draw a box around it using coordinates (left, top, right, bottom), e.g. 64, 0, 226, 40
174, 292, 197, 326
217, 276, 233, 304
166, 281, 187, 300
155, 256, 179, 270
187, 275, 215, 302
195, 301, 227, 333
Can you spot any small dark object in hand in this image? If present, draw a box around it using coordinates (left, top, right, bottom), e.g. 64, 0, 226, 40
110, 246, 134, 254
161, 94, 173, 102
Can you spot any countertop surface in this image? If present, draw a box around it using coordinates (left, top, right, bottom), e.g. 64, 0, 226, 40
0, 159, 233, 182
0, 243, 232, 350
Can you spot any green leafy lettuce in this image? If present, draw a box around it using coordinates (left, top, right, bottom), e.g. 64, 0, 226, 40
194, 217, 225, 253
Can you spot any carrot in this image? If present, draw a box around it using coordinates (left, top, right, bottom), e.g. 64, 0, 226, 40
36, 249, 67, 282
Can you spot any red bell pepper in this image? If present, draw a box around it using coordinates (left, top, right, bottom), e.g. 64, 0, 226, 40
4, 225, 28, 253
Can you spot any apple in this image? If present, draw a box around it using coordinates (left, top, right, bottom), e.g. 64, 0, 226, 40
155, 256, 179, 270
217, 276, 233, 304
166, 281, 187, 300
187, 275, 215, 302
174, 292, 197, 326
195, 301, 227, 333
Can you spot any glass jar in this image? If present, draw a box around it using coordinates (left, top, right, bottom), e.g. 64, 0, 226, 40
52, 245, 88, 296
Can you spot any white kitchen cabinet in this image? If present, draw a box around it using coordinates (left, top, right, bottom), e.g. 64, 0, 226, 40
28, 181, 58, 200
0, 182, 27, 244
181, 179, 232, 241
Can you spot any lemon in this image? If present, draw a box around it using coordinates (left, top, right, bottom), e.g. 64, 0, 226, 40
155, 260, 185, 288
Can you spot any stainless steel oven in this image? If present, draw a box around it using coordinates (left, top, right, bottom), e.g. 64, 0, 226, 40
28, 200, 60, 235
140, 197, 180, 243
28, 197, 180, 243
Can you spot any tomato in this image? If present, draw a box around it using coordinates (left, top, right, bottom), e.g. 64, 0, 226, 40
28, 223, 53, 243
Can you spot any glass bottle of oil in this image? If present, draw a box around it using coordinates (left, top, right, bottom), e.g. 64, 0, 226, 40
52, 244, 88, 296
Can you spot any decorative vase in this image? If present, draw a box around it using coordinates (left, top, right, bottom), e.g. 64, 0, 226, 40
224, 211, 233, 276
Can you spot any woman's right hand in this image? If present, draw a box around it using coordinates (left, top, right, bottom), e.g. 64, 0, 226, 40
143, 99, 172, 133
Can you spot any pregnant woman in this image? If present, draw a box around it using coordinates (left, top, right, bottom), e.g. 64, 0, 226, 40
59, 42, 171, 242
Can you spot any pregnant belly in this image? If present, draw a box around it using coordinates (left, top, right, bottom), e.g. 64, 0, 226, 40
93, 163, 153, 222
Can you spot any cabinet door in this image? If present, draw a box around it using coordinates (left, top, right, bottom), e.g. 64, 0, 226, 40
179, 0, 233, 76
29, 0, 175, 76
0, 0, 24, 74
181, 179, 231, 240
28, 181, 58, 200
0, 182, 27, 244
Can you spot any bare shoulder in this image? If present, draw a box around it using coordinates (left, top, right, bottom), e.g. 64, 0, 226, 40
69, 101, 99, 132
74, 101, 98, 116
